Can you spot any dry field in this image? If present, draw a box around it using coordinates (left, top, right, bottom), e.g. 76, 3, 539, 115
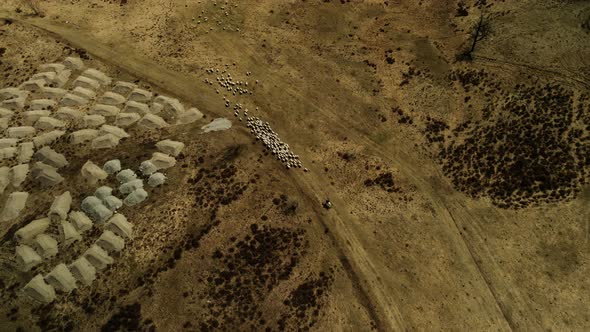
0, 0, 589, 331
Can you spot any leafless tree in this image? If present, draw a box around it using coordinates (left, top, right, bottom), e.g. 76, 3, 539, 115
457, 12, 491, 61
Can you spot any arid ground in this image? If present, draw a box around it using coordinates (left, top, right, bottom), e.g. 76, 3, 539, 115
1, 0, 589, 331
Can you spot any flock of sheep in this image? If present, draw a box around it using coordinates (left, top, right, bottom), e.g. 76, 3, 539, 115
202, 67, 304, 170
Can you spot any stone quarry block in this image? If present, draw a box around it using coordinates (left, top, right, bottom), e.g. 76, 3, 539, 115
155, 96, 185, 120
138, 113, 168, 129
60, 220, 82, 245
176, 108, 203, 124
1, 96, 27, 110
23, 274, 55, 303
119, 179, 144, 194
34, 234, 58, 258
124, 101, 149, 114
97, 230, 125, 252
0, 87, 22, 100
7, 126, 36, 138
33, 130, 65, 148
164, 98, 185, 115
17, 142, 35, 164
31, 162, 64, 186
90, 104, 120, 117
99, 124, 129, 139
103, 195, 123, 211
116, 169, 137, 183
48, 191, 72, 222
45, 263, 77, 293
81, 196, 112, 224
112, 81, 137, 96
40, 87, 67, 99
123, 188, 148, 207
81, 160, 108, 184
83, 244, 114, 270
68, 211, 93, 233
0, 107, 14, 119
72, 76, 100, 90
81, 68, 112, 85
0, 167, 9, 195
20, 79, 45, 92
156, 139, 185, 157
15, 218, 50, 243
148, 172, 166, 187
35, 117, 66, 131
106, 214, 133, 238
91, 133, 120, 149
31, 72, 57, 85
201, 118, 231, 133
16, 245, 42, 272
0, 138, 18, 148
150, 102, 163, 114
139, 160, 157, 176
69, 257, 96, 286
60, 93, 88, 107
30, 99, 57, 111
103, 159, 121, 175
70, 129, 99, 144
55, 107, 83, 121
128, 88, 152, 103
10, 164, 29, 187
82, 114, 106, 128
95, 186, 113, 200
0, 118, 8, 131
150, 152, 176, 170
53, 70, 71, 87
35, 146, 68, 169
71, 86, 96, 99
39, 63, 66, 73
0, 147, 17, 160
24, 110, 51, 125
115, 112, 141, 127
100, 92, 126, 105
1, 192, 29, 222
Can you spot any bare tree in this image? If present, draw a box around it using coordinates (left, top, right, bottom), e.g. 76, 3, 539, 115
457, 12, 491, 61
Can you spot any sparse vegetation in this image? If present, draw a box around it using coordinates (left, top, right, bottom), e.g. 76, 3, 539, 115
372, 131, 389, 144
26, 0, 44, 17
456, 1, 469, 17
